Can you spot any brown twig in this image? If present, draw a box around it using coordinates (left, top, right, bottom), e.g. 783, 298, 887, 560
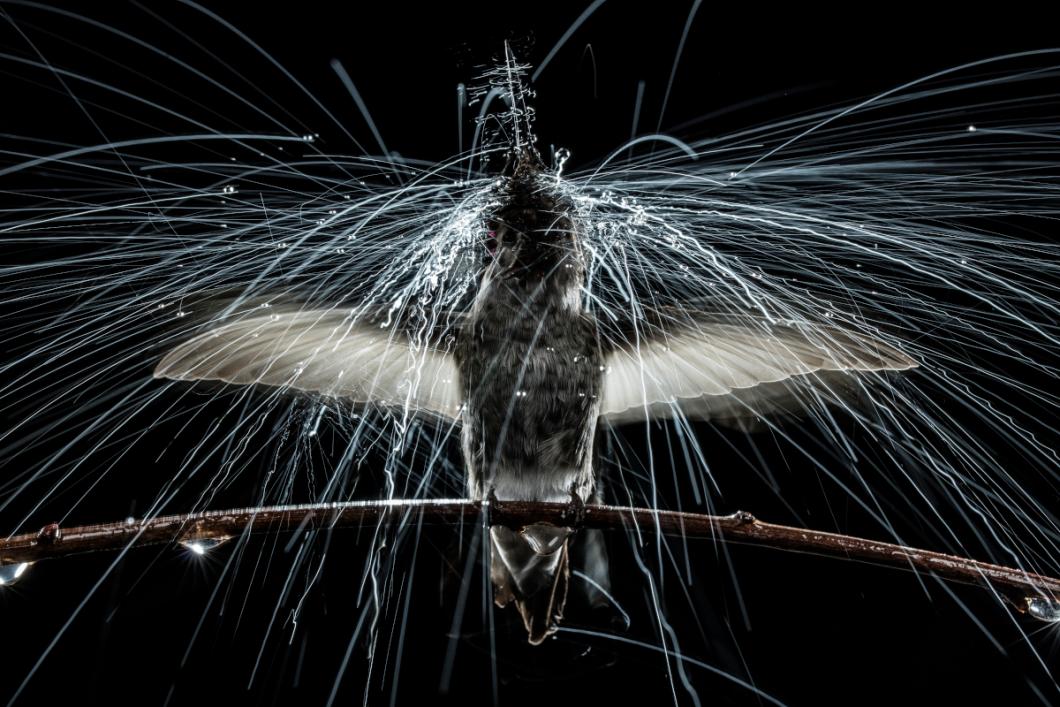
2, 499, 1058, 617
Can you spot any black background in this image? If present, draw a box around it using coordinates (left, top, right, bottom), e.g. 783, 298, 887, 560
1, 2, 1058, 706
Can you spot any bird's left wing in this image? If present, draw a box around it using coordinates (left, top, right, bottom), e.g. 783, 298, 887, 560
599, 310, 916, 426
154, 309, 463, 421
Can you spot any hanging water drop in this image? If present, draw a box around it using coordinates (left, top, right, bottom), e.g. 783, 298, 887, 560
1025, 595, 1060, 623
180, 536, 230, 556
0, 562, 30, 586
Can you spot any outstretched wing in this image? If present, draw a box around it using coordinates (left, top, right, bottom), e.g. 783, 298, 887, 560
599, 310, 916, 426
154, 309, 462, 421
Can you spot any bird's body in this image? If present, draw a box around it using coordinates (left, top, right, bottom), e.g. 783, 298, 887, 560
454, 163, 606, 640
458, 157, 598, 505
457, 299, 602, 641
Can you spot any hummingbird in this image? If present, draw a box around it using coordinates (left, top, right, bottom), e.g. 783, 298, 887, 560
154, 149, 916, 644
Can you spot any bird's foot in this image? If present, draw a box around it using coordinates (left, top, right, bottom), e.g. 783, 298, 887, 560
485, 486, 508, 526
560, 484, 587, 528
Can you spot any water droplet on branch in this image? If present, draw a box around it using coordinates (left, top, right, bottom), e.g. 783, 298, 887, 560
179, 536, 230, 556
0, 562, 30, 586
1025, 595, 1060, 623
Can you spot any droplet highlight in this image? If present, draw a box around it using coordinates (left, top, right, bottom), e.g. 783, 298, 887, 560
180, 536, 230, 556
1026, 595, 1060, 623
0, 562, 30, 586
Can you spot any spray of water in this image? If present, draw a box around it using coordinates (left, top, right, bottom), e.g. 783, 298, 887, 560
1, 3, 1059, 704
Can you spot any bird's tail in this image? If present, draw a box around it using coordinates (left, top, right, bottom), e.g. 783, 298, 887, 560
490, 523, 572, 645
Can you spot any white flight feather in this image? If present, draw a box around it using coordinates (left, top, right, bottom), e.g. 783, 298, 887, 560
154, 310, 462, 420
600, 321, 916, 424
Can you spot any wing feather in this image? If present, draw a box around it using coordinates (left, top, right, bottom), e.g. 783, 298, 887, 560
154, 310, 462, 420
600, 317, 915, 425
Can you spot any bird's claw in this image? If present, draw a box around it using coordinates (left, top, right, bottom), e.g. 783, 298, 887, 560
560, 485, 587, 528
486, 486, 506, 525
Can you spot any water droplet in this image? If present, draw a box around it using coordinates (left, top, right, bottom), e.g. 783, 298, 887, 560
0, 562, 30, 586
180, 536, 230, 556
221, 184, 237, 195
1026, 595, 1060, 622
554, 147, 571, 176
967, 124, 977, 133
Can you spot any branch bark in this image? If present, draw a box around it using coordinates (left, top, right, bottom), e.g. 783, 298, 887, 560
2, 499, 1058, 616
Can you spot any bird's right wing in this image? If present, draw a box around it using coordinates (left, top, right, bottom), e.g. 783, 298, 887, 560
599, 312, 916, 426
154, 309, 463, 421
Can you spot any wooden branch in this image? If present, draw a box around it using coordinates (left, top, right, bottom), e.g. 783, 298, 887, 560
2, 499, 1058, 620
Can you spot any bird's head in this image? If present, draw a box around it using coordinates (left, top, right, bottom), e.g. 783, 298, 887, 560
482, 149, 585, 303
